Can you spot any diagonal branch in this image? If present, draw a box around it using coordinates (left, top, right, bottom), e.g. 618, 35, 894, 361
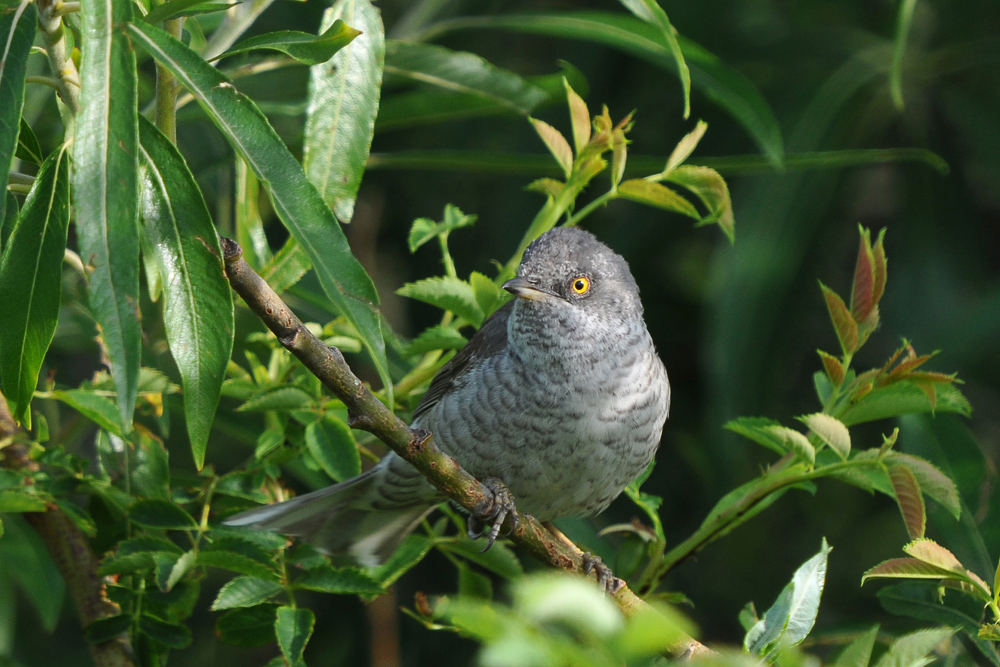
220, 236, 707, 657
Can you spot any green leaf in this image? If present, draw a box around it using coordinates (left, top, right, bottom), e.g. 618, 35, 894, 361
768, 425, 815, 466
259, 237, 311, 294
74, 0, 141, 430
304, 0, 384, 223
386, 40, 548, 115
565, 79, 591, 154
129, 499, 198, 530
862, 557, 956, 584
138, 117, 234, 469
427, 11, 784, 166
305, 414, 361, 482
143, 0, 225, 23
16, 117, 45, 166
372, 535, 433, 588
403, 325, 467, 357
129, 19, 393, 406
724, 416, 787, 456
663, 165, 734, 242
407, 203, 476, 253
0, 3, 35, 179
663, 120, 707, 173
47, 389, 125, 437
0, 148, 71, 427
618, 0, 690, 118
890, 0, 918, 110
139, 614, 192, 649
470, 271, 504, 318
216, 604, 278, 648
797, 413, 851, 460
440, 538, 524, 580
211, 576, 283, 610
238, 386, 315, 412
0, 490, 47, 512
833, 625, 879, 667
397, 276, 485, 327
0, 517, 65, 632
839, 382, 971, 426
275, 606, 315, 665
820, 283, 858, 355
617, 179, 700, 219
888, 463, 926, 540
293, 566, 384, 596
873, 627, 954, 667
198, 537, 280, 580
85, 614, 133, 644
885, 453, 960, 520
217, 19, 359, 65
529, 117, 573, 177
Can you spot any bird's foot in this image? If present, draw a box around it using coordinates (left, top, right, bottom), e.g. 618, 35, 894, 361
582, 552, 625, 595
467, 477, 519, 552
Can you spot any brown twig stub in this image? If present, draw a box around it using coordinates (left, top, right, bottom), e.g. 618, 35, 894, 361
220, 236, 708, 656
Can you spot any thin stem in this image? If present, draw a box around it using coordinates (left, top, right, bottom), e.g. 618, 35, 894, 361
52, 1, 80, 17
565, 190, 617, 227
36, 0, 81, 114
25, 75, 63, 92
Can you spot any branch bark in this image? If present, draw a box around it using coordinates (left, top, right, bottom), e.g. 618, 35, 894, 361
221, 237, 708, 658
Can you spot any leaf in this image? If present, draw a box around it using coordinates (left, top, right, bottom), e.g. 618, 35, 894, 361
820, 283, 859, 355
818, 350, 846, 386
216, 604, 278, 648
397, 276, 485, 327
833, 625, 879, 667
469, 271, 504, 317
840, 382, 971, 426
293, 566, 384, 596
85, 614, 133, 644
617, 179, 700, 218
0, 3, 35, 180
47, 389, 125, 436
872, 627, 954, 667
886, 453, 960, 520
903, 538, 964, 573
529, 117, 573, 177
129, 20, 393, 406
16, 117, 45, 166
797, 413, 851, 459
663, 165, 734, 242
724, 416, 787, 456
129, 499, 198, 530
211, 576, 284, 610
745, 580, 793, 655
75, 0, 141, 430
430, 12, 784, 166
385, 40, 549, 116
139, 614, 192, 649
406, 203, 477, 253
663, 120, 707, 174
403, 325, 467, 357
851, 227, 878, 322
275, 606, 315, 665
783, 538, 832, 645
304, 0, 384, 222
138, 117, 234, 469
618, 0, 690, 118
305, 414, 361, 482
0, 148, 71, 426
198, 537, 280, 580
372, 535, 433, 588
888, 463, 926, 540
217, 19, 359, 65
0, 490, 47, 512
872, 230, 888, 306
565, 79, 590, 153
237, 386, 315, 412
440, 538, 524, 580
768, 425, 815, 466
890, 0, 918, 110
862, 557, 957, 584
143, 0, 222, 23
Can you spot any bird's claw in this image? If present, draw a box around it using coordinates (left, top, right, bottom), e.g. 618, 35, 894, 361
467, 478, 518, 552
582, 552, 624, 595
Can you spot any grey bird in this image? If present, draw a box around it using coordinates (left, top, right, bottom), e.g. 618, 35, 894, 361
225, 227, 670, 570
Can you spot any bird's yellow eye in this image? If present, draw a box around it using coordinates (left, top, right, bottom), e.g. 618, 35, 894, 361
571, 276, 590, 295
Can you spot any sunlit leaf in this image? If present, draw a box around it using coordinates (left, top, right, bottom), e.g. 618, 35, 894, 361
565, 79, 590, 153
217, 19, 359, 65
663, 120, 707, 173
397, 276, 485, 327
768, 425, 815, 466
797, 413, 851, 459
529, 117, 573, 177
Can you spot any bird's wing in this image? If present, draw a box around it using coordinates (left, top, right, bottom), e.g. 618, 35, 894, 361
412, 300, 513, 421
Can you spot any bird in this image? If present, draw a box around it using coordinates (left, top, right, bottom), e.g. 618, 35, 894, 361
225, 226, 670, 574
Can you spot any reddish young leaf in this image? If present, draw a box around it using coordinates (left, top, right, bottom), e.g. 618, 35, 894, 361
872, 228, 888, 306
817, 350, 845, 386
888, 463, 925, 540
820, 283, 858, 354
850, 227, 877, 322
903, 538, 963, 572
861, 557, 955, 585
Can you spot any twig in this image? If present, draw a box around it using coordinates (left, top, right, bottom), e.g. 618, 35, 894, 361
220, 237, 709, 658
36, 0, 81, 114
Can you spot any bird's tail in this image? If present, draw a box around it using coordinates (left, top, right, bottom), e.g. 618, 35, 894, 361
223, 470, 434, 566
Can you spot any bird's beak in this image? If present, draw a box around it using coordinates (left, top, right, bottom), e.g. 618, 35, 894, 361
502, 277, 555, 301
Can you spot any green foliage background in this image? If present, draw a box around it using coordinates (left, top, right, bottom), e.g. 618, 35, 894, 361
2, 0, 999, 665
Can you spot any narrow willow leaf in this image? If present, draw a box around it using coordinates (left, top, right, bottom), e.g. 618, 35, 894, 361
0, 3, 36, 180
139, 118, 234, 469
397, 276, 485, 327
820, 283, 858, 355
259, 237, 311, 294
15, 117, 44, 165
235, 157, 269, 268
304, 0, 384, 222
885, 453, 960, 520
74, 0, 141, 429
211, 576, 283, 610
617, 179, 700, 219
143, 0, 219, 24
47, 389, 125, 436
237, 385, 314, 412
216, 19, 359, 65
0, 149, 70, 426
305, 414, 361, 482
833, 625, 879, 667
385, 40, 549, 115
618, 0, 690, 118
888, 463, 925, 540
529, 117, 573, 177
565, 79, 590, 153
797, 413, 851, 459
663, 165, 734, 242
890, 0, 918, 110
663, 120, 707, 173
872, 627, 954, 667
430, 12, 784, 165
275, 606, 315, 665
129, 20, 392, 404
